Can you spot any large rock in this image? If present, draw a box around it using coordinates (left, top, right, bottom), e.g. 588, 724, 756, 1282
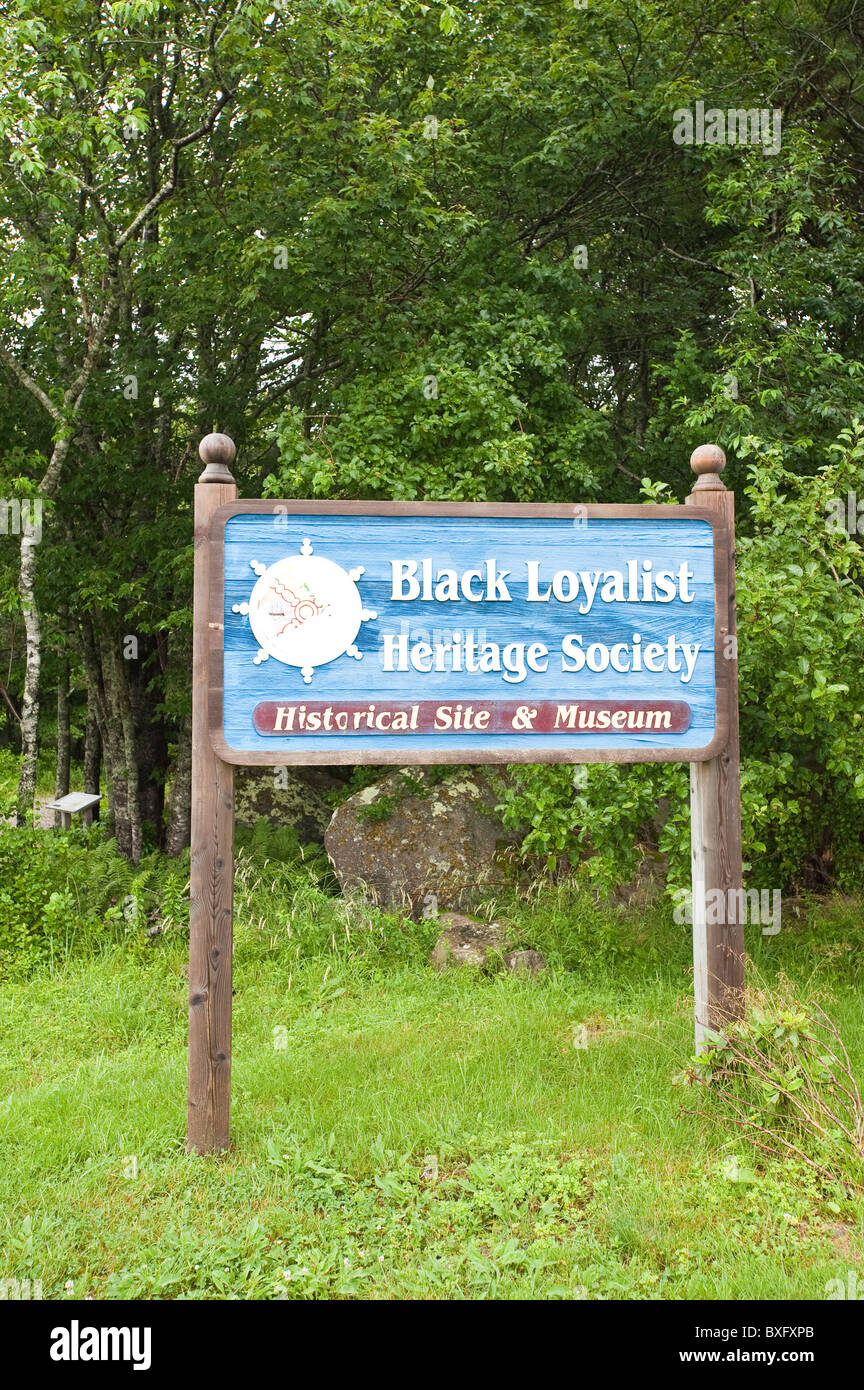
324, 769, 519, 914
234, 766, 341, 844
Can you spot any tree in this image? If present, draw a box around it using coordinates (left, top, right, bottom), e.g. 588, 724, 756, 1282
0, 0, 861, 883
0, 0, 236, 849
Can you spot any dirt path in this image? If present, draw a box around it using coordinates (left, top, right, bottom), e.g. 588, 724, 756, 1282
3, 798, 62, 829
34, 798, 57, 829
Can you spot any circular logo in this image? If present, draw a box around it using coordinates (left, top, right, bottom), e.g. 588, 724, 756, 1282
248, 554, 363, 669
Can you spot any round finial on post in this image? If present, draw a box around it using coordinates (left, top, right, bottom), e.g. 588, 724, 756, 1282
689, 443, 727, 492
198, 433, 236, 484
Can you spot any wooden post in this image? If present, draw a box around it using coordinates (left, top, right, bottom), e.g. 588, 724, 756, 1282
187, 434, 237, 1154
686, 444, 745, 1049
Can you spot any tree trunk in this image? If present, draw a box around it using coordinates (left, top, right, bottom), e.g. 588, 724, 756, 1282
80, 618, 153, 860
128, 644, 168, 846
16, 530, 41, 825
84, 701, 101, 796
108, 638, 143, 865
92, 634, 141, 863
166, 716, 192, 855
80, 619, 126, 850
102, 721, 129, 852
54, 651, 70, 826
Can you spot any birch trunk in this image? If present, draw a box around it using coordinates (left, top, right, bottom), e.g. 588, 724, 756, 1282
16, 529, 41, 825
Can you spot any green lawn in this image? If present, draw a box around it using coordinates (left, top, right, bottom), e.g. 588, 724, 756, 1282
1, 879, 862, 1300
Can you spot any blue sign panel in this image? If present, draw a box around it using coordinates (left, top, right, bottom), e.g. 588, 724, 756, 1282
210, 504, 728, 764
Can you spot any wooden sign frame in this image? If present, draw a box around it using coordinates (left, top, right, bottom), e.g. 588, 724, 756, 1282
206, 500, 733, 767
187, 436, 744, 1155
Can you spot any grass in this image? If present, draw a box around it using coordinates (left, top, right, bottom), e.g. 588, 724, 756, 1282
1, 848, 863, 1300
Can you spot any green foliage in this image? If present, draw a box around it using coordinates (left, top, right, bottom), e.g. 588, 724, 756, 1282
493, 879, 683, 977
236, 818, 333, 877
731, 428, 864, 889
0, 822, 102, 975
497, 425, 864, 894
496, 762, 689, 892
233, 846, 438, 971
263, 305, 606, 503
687, 978, 864, 1191
0, 821, 192, 976
0, 814, 440, 977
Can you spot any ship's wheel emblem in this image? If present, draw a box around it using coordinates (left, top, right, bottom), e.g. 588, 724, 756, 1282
232, 538, 377, 683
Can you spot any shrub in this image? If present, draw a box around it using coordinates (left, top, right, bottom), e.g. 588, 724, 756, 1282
0, 822, 93, 975
683, 978, 864, 1192
0, 818, 192, 976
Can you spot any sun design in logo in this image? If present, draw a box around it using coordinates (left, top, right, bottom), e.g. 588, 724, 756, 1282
268, 577, 324, 635
232, 538, 377, 683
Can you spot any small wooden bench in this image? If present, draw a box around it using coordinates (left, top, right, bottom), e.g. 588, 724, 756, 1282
45, 792, 103, 828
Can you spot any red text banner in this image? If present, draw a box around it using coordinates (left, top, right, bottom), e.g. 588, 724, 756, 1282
252, 699, 692, 737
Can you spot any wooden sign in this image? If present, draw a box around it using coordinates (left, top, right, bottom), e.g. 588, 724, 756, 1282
187, 437, 744, 1156
208, 503, 730, 765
